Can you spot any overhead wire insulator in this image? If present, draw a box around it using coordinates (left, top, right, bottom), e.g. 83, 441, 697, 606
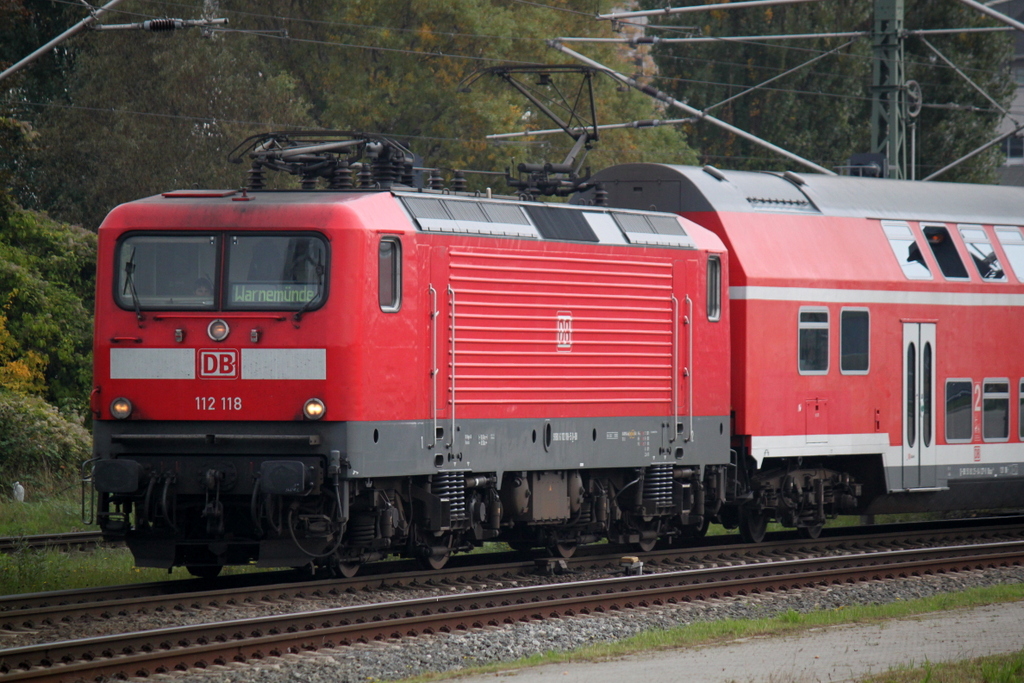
143, 19, 184, 31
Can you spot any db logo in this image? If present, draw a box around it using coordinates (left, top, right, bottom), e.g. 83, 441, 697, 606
556, 311, 572, 351
198, 349, 239, 379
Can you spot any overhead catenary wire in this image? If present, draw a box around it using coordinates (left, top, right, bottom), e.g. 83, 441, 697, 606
488, 118, 696, 140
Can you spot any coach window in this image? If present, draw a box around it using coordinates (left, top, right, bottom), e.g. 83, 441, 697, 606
994, 227, 1024, 281
921, 224, 969, 280
983, 380, 1010, 441
839, 309, 869, 374
1019, 380, 1023, 440
378, 237, 401, 312
882, 221, 932, 279
798, 308, 829, 374
958, 225, 1006, 281
945, 380, 972, 443
707, 255, 722, 322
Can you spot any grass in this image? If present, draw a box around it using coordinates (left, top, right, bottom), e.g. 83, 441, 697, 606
864, 651, 1024, 683
0, 487, 90, 537
386, 583, 1024, 683
0, 489, 269, 595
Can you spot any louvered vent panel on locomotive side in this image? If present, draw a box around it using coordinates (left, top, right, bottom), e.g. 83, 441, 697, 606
446, 248, 675, 416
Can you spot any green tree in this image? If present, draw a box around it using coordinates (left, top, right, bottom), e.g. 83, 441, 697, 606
645, 0, 1012, 181
298, 1, 696, 178
11, 0, 695, 228
15, 1, 315, 229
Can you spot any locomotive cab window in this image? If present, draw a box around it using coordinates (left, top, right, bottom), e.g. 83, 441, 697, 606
882, 221, 932, 280
983, 380, 1010, 442
707, 255, 722, 322
378, 237, 401, 312
798, 308, 829, 375
224, 234, 328, 311
958, 225, 1005, 282
921, 223, 969, 280
115, 234, 218, 310
945, 379, 973, 443
839, 309, 869, 374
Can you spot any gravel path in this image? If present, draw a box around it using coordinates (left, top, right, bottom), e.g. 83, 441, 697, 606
155, 565, 1024, 683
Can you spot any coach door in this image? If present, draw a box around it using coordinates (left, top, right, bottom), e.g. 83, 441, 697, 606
902, 323, 936, 489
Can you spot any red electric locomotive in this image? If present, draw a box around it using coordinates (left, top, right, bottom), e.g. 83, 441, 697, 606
586, 163, 1024, 541
89, 135, 745, 576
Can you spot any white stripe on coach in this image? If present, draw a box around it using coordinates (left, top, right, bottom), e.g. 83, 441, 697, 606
730, 286, 1024, 307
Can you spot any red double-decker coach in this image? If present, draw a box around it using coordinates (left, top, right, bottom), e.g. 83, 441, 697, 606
587, 163, 1024, 539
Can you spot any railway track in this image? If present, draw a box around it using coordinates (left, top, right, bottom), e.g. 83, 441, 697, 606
3, 516, 1022, 627
1, 520, 1024, 682
0, 532, 104, 555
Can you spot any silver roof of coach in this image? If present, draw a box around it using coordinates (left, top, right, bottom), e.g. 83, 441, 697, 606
582, 163, 1024, 225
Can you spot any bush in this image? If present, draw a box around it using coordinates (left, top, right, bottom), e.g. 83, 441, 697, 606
0, 206, 95, 413
0, 389, 90, 492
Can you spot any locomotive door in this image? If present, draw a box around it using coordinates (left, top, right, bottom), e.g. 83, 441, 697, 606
428, 247, 452, 451
901, 323, 936, 489
672, 262, 693, 444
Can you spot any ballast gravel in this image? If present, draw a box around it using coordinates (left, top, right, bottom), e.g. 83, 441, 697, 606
166, 565, 1024, 683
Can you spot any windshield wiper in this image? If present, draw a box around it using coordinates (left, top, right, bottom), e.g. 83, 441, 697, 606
122, 248, 144, 326
293, 253, 325, 323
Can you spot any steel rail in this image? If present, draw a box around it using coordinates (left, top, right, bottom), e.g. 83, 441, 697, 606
2, 538, 1022, 681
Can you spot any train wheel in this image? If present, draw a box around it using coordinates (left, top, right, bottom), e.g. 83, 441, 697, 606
798, 524, 824, 540
186, 565, 222, 579
633, 536, 657, 552
421, 546, 451, 570
417, 530, 453, 570
551, 541, 577, 559
335, 561, 361, 578
738, 509, 769, 544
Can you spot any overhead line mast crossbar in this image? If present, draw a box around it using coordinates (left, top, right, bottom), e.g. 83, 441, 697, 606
598, 0, 826, 21
557, 26, 1008, 46
547, 41, 837, 176
0, 0, 126, 84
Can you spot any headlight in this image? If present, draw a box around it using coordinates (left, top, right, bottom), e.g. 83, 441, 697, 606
207, 319, 230, 342
303, 398, 325, 420
110, 397, 133, 420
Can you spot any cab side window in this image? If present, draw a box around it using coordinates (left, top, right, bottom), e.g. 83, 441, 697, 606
707, 255, 722, 322
378, 237, 401, 312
